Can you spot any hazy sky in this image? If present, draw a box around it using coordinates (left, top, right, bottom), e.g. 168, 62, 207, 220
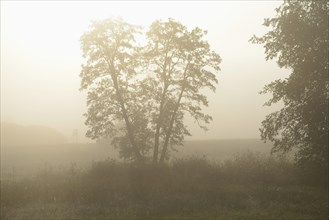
1, 1, 289, 142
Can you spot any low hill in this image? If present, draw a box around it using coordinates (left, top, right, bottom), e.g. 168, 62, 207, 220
1, 122, 67, 146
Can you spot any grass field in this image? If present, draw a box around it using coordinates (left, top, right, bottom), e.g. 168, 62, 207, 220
1, 143, 328, 220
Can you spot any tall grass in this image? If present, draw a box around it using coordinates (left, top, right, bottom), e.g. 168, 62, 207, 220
1, 151, 328, 219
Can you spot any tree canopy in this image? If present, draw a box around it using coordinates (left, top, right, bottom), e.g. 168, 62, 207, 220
251, 0, 328, 176
80, 18, 221, 163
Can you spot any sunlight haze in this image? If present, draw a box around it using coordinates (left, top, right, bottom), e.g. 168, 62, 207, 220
1, 1, 288, 141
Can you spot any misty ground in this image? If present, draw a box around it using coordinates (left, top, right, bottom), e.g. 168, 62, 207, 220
1, 139, 273, 179
1, 140, 328, 219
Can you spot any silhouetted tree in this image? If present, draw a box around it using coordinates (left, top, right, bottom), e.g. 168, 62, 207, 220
251, 0, 328, 177
80, 18, 221, 163
80, 18, 147, 161
143, 19, 221, 163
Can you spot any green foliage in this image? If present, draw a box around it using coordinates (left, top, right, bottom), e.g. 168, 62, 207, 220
80, 18, 221, 162
250, 0, 329, 177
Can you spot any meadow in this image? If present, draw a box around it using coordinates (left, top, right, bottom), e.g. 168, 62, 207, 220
1, 140, 328, 219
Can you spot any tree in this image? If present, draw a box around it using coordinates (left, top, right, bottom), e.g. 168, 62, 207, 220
143, 19, 221, 163
250, 0, 328, 177
80, 18, 149, 161
80, 18, 221, 163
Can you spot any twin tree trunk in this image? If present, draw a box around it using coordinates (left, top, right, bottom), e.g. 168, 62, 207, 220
159, 85, 185, 163
154, 62, 189, 164
153, 55, 170, 164
152, 85, 168, 164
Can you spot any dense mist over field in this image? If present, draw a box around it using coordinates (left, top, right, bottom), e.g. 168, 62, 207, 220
1, 122, 273, 178
1, 1, 288, 141
1, 1, 328, 219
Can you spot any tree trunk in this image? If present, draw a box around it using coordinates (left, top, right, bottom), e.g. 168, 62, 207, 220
113, 76, 143, 161
159, 62, 189, 163
107, 62, 143, 162
153, 54, 170, 164
153, 85, 168, 164
159, 87, 185, 163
